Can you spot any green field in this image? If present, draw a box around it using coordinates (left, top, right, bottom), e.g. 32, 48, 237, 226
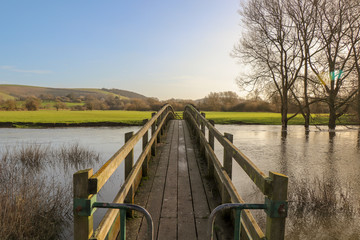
203, 112, 357, 125
0, 110, 153, 126
0, 110, 357, 127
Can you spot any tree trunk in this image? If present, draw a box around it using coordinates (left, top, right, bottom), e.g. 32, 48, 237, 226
304, 112, 310, 131
358, 83, 360, 123
281, 91, 288, 131
328, 95, 337, 130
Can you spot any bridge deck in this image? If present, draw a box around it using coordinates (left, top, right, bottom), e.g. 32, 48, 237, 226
126, 119, 230, 240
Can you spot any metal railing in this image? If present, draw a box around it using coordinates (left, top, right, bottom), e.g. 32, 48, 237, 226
208, 203, 267, 240
92, 202, 153, 240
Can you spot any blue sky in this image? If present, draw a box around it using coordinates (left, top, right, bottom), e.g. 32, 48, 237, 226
0, 0, 243, 99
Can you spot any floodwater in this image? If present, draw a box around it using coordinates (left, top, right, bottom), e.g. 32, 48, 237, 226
1, 125, 360, 239
0, 126, 142, 238
212, 125, 360, 239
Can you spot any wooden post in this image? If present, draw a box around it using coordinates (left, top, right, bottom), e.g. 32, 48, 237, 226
142, 119, 149, 176
224, 133, 233, 179
157, 113, 162, 143
124, 132, 134, 217
208, 120, 215, 177
200, 112, 206, 135
265, 172, 288, 240
124, 132, 134, 180
222, 133, 233, 219
151, 112, 156, 156
74, 169, 94, 240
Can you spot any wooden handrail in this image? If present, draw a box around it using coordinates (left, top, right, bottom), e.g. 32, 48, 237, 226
89, 104, 174, 194
184, 105, 270, 194
183, 109, 265, 240
73, 104, 175, 240
183, 105, 288, 240
92, 109, 174, 239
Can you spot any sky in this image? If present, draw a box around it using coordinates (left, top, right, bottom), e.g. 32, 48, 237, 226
0, 0, 244, 100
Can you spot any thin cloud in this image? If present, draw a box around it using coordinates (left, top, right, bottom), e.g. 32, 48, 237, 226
0, 65, 52, 74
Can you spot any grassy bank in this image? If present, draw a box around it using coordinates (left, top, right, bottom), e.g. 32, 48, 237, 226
0, 110, 153, 127
204, 112, 358, 125
0, 110, 358, 127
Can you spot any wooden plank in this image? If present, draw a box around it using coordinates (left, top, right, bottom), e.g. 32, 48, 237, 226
161, 120, 178, 218
142, 119, 149, 176
73, 169, 94, 240
89, 106, 174, 194
177, 120, 197, 240
223, 133, 233, 179
92, 116, 171, 240
158, 218, 177, 240
183, 121, 210, 219
265, 172, 288, 240
136, 120, 175, 240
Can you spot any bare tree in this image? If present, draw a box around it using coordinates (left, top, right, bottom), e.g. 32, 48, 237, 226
308, 0, 360, 129
286, 0, 323, 130
233, 0, 304, 130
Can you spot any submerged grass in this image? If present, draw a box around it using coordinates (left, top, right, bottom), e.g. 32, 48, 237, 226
245, 175, 359, 239
0, 143, 101, 239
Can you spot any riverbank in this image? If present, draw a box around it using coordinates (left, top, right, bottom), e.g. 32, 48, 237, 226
0, 110, 358, 128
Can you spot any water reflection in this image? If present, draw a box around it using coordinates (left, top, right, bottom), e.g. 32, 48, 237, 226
214, 124, 360, 239
279, 132, 288, 175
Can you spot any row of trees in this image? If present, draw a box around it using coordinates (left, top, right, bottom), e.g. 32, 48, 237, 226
0, 91, 277, 112
233, 0, 360, 130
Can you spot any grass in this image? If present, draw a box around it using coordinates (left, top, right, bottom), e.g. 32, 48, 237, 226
203, 111, 358, 125
0, 110, 358, 127
0, 143, 100, 239
0, 110, 153, 126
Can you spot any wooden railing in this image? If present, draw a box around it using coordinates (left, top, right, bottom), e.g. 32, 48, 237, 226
73, 104, 175, 240
183, 105, 288, 240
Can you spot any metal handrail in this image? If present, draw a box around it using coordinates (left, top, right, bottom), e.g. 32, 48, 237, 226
92, 202, 153, 240
208, 203, 267, 240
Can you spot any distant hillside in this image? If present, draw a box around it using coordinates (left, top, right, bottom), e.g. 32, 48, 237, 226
0, 85, 146, 100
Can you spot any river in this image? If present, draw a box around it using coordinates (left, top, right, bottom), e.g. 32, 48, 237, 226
1, 124, 359, 239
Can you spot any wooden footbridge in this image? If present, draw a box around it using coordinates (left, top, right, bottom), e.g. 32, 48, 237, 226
73, 104, 288, 240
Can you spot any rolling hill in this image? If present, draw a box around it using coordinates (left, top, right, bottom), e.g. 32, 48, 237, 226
0, 84, 146, 100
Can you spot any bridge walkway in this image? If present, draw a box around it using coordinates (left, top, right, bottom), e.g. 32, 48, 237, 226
126, 119, 230, 240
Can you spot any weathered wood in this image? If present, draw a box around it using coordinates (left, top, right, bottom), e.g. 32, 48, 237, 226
223, 133, 233, 179
73, 169, 94, 240
200, 112, 206, 135
124, 131, 135, 217
185, 105, 270, 195
158, 218, 177, 240
88, 105, 174, 194
151, 112, 156, 156
184, 110, 266, 240
161, 120, 178, 218
265, 172, 288, 240
92, 112, 171, 240
208, 119, 215, 177
124, 132, 134, 180
177, 121, 197, 240
136, 121, 175, 240
142, 119, 149, 176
